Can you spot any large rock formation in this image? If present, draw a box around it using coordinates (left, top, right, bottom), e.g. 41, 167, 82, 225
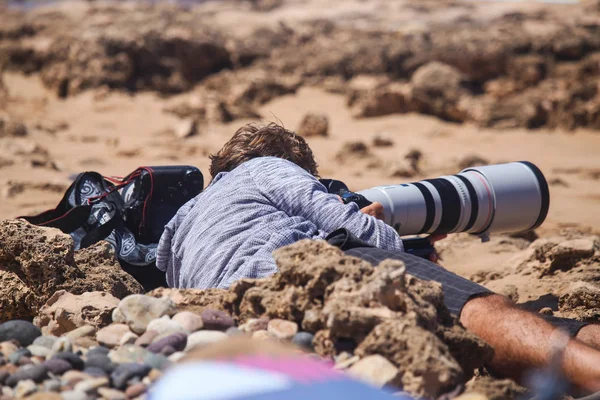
0, 219, 143, 323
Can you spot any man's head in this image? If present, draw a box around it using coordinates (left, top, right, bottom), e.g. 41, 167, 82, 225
209, 122, 319, 179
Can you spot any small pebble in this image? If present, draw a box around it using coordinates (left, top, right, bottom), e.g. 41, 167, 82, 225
292, 332, 315, 351
9, 348, 32, 365
96, 324, 131, 349
172, 311, 204, 333
147, 333, 187, 354
62, 370, 91, 386
167, 352, 185, 363
239, 317, 269, 333
73, 337, 98, 349
2, 386, 12, 397
27, 345, 51, 358
52, 352, 84, 370
32, 336, 58, 350
82, 367, 108, 378
110, 345, 150, 364
5, 364, 48, 387
61, 389, 87, 400
74, 376, 109, 393
14, 379, 37, 398
185, 330, 228, 352
201, 309, 235, 331
134, 330, 159, 348
110, 363, 151, 390
85, 354, 115, 374
48, 337, 72, 359
0, 321, 42, 346
0, 355, 6, 366
18, 356, 33, 366
252, 330, 272, 341
267, 319, 298, 340
125, 382, 147, 398
146, 317, 185, 337
42, 358, 72, 375
0, 341, 19, 358
225, 327, 244, 337
119, 332, 139, 346
143, 353, 171, 371
65, 325, 96, 341
43, 378, 61, 392
0, 371, 9, 385
87, 346, 110, 357
97, 387, 127, 400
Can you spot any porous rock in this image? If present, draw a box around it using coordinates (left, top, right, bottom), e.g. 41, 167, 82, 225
34, 290, 119, 336
0, 220, 143, 323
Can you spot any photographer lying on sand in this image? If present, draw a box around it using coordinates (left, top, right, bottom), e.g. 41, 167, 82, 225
157, 122, 600, 391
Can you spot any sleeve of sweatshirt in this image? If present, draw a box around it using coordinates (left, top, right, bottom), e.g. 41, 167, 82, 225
249, 157, 404, 252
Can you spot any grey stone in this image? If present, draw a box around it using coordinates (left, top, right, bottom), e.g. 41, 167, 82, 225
42, 358, 72, 375
0, 370, 9, 385
86, 346, 110, 357
115, 295, 176, 334
201, 309, 235, 331
147, 333, 187, 354
185, 330, 228, 352
32, 335, 58, 349
27, 345, 51, 358
292, 332, 315, 351
43, 378, 61, 392
82, 367, 108, 378
85, 354, 116, 374
110, 363, 151, 390
5, 364, 48, 387
52, 352, 84, 370
0, 321, 42, 346
143, 353, 171, 371
225, 327, 244, 337
8, 348, 32, 365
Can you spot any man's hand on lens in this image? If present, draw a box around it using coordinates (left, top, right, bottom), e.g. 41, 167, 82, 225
360, 202, 385, 220
427, 234, 447, 263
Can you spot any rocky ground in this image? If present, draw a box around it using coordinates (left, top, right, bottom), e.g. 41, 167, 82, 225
1, 0, 600, 399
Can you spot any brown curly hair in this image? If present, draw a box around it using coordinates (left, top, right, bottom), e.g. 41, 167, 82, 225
209, 123, 319, 179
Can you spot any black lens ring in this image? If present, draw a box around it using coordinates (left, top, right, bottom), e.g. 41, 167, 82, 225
424, 178, 461, 234
413, 182, 435, 234
455, 174, 479, 232
519, 161, 550, 231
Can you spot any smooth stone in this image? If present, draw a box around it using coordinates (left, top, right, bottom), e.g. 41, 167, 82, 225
146, 317, 185, 337
347, 355, 399, 388
147, 333, 187, 354
252, 330, 272, 341
0, 370, 8, 385
143, 353, 171, 371
14, 379, 37, 399
42, 358, 72, 375
267, 319, 298, 340
239, 317, 269, 333
147, 368, 162, 382
0, 321, 42, 347
109, 345, 150, 364
292, 332, 315, 351
96, 324, 131, 349
160, 345, 176, 356
8, 348, 31, 365
134, 330, 159, 348
86, 346, 110, 357
225, 327, 244, 337
110, 363, 151, 390
48, 337, 72, 358
171, 311, 203, 333
119, 332, 139, 346
1, 386, 12, 397
125, 383, 147, 398
18, 356, 33, 366
43, 378, 61, 392
61, 370, 92, 386
184, 330, 228, 352
74, 376, 109, 393
51, 352, 84, 370
27, 345, 51, 358
167, 352, 185, 363
73, 337, 98, 350
82, 367, 108, 378
0, 341, 19, 358
32, 336, 58, 350
97, 387, 126, 400
5, 364, 48, 387
65, 325, 96, 342
0, 355, 5, 366
85, 354, 116, 374
115, 295, 176, 334
201, 309, 235, 331
61, 390, 87, 400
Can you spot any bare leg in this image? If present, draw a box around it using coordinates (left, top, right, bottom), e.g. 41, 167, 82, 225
460, 294, 600, 391
576, 325, 600, 351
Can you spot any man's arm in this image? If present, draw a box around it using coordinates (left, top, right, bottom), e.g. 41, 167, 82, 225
249, 157, 404, 251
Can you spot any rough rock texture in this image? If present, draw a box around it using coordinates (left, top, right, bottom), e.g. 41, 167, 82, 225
297, 113, 329, 137
464, 376, 528, 400
150, 240, 492, 398
0, 219, 143, 323
34, 291, 119, 336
